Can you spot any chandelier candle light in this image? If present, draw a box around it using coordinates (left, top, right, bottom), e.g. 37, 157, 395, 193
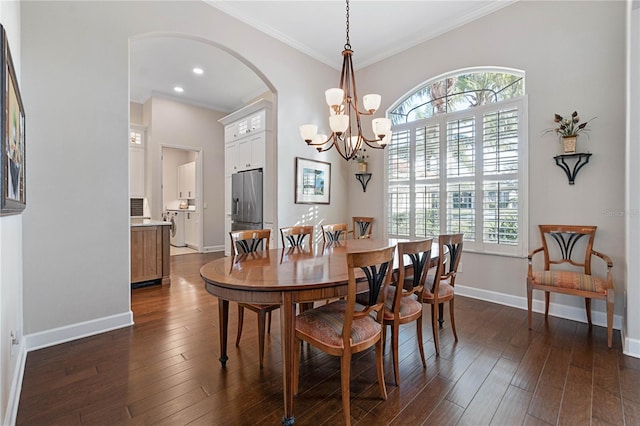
299, 0, 392, 161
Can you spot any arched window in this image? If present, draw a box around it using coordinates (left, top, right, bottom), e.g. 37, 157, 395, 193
386, 68, 527, 256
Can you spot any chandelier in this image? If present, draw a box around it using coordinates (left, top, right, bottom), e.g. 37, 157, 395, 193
299, 0, 392, 161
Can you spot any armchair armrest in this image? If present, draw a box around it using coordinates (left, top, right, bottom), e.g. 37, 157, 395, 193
528, 246, 544, 261
591, 249, 613, 268
527, 247, 544, 276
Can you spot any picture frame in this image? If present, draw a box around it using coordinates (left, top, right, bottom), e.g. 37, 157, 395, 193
295, 157, 331, 204
0, 25, 25, 216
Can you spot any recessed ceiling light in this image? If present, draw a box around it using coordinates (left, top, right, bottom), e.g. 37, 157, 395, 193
193, 67, 204, 75
174, 86, 184, 93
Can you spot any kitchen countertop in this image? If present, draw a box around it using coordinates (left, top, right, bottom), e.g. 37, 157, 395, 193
130, 219, 171, 227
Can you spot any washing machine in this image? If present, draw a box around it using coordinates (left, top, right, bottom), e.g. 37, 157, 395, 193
165, 210, 186, 247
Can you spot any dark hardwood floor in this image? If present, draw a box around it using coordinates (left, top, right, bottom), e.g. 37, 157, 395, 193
16, 252, 640, 425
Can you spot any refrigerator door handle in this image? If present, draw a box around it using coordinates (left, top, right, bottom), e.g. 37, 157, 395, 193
232, 197, 239, 215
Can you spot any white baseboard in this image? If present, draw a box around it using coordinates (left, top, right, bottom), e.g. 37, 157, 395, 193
4, 341, 26, 426
203, 245, 224, 253
622, 329, 640, 358
456, 285, 624, 331
25, 311, 133, 352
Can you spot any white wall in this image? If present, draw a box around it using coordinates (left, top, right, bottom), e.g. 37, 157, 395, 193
0, 2, 24, 424
626, 1, 640, 356
356, 1, 629, 335
162, 146, 191, 211
142, 96, 226, 249
20, 0, 339, 347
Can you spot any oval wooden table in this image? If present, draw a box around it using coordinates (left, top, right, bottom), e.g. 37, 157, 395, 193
200, 238, 437, 425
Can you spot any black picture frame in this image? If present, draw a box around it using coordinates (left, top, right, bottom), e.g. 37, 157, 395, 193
294, 157, 331, 205
0, 25, 25, 216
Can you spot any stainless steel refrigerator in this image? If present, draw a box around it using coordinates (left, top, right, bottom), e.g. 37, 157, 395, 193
231, 169, 263, 231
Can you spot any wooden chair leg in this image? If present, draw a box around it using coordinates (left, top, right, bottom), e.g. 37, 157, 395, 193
585, 298, 593, 326
235, 304, 245, 347
544, 291, 550, 319
340, 352, 352, 426
267, 310, 272, 334
607, 291, 615, 348
375, 334, 387, 400
391, 322, 400, 385
293, 336, 301, 395
431, 304, 440, 356
416, 314, 426, 369
527, 282, 533, 330
449, 298, 458, 342
258, 310, 266, 368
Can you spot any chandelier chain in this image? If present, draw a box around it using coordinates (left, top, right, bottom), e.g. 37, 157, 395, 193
344, 0, 351, 50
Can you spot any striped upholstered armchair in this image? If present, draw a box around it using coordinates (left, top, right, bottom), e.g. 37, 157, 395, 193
526, 225, 615, 347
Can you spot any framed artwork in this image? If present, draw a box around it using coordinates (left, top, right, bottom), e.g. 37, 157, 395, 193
295, 157, 331, 204
0, 25, 25, 216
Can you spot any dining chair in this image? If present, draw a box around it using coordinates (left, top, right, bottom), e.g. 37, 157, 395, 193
384, 238, 433, 385
321, 223, 348, 244
229, 229, 279, 368
527, 225, 615, 347
351, 216, 374, 239
293, 245, 395, 426
422, 233, 463, 355
280, 225, 314, 248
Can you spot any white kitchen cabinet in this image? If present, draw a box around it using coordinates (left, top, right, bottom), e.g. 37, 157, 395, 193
185, 211, 197, 248
220, 99, 275, 253
225, 141, 239, 177
177, 161, 196, 199
237, 133, 265, 171
130, 146, 145, 198
225, 109, 266, 142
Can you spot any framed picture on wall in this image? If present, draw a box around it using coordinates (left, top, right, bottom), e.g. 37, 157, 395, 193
0, 24, 26, 216
295, 157, 331, 204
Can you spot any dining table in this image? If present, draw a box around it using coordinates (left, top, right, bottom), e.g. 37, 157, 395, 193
200, 238, 439, 425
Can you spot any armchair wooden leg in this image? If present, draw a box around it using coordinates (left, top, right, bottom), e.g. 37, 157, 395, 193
527, 282, 533, 330
236, 304, 245, 347
449, 299, 458, 342
340, 352, 352, 426
585, 298, 592, 326
607, 290, 615, 348
544, 292, 550, 319
376, 334, 387, 400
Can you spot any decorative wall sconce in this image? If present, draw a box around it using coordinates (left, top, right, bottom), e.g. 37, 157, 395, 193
553, 153, 592, 185
355, 173, 372, 192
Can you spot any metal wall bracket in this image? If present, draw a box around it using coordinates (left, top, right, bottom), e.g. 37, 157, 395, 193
355, 173, 372, 192
553, 153, 592, 185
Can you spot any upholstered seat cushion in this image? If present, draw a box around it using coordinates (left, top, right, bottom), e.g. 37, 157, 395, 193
383, 285, 422, 320
531, 270, 608, 294
422, 275, 454, 302
295, 301, 381, 349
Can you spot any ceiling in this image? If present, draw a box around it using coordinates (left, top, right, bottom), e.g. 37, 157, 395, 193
129, 0, 516, 113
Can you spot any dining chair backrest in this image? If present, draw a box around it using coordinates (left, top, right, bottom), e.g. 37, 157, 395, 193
538, 225, 596, 273
434, 233, 464, 290
280, 225, 314, 248
390, 239, 433, 313
345, 245, 396, 339
229, 229, 271, 255
321, 223, 348, 244
352, 216, 374, 239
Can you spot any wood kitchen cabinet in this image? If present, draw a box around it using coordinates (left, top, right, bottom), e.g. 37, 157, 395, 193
131, 223, 170, 285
